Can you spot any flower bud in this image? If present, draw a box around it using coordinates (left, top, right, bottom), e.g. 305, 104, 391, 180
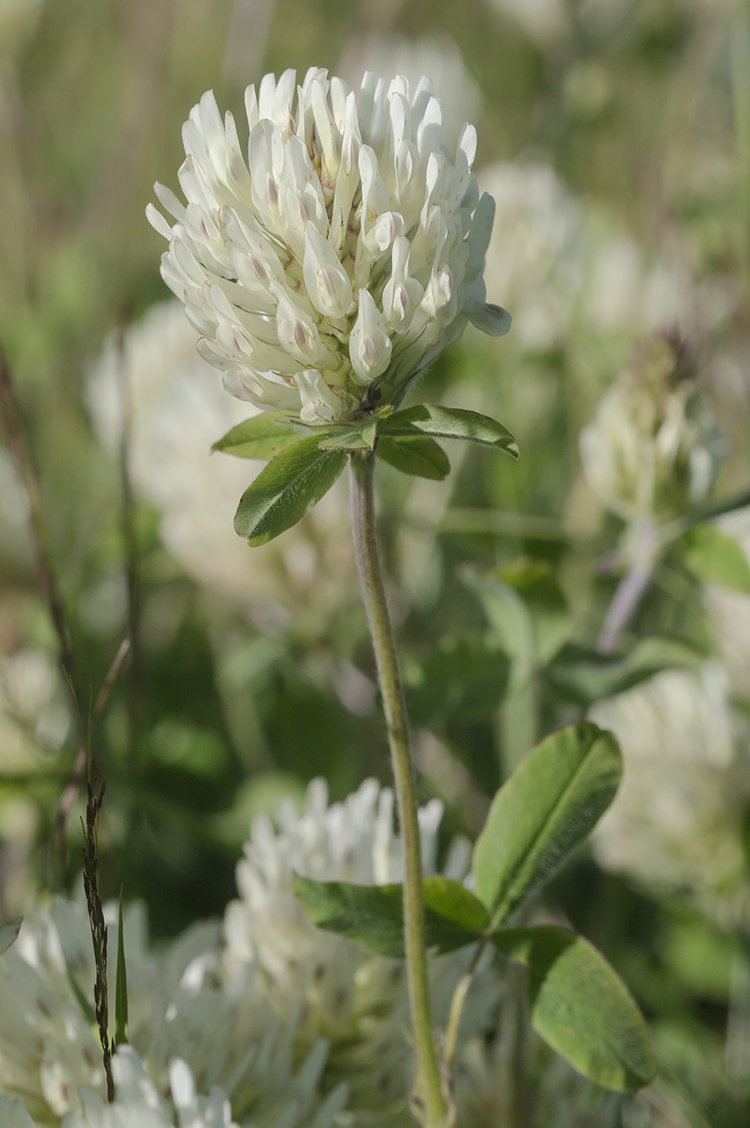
349, 290, 393, 384
580, 330, 722, 524
303, 224, 353, 319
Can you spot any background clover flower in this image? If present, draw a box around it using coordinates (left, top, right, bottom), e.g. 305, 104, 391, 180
579, 330, 722, 527
147, 67, 510, 427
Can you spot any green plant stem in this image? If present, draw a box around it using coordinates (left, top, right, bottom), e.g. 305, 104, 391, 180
444, 936, 488, 1071
349, 451, 446, 1128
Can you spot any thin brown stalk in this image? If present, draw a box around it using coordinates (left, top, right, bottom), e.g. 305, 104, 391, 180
0, 345, 76, 689
54, 639, 131, 867
82, 780, 115, 1102
115, 320, 142, 773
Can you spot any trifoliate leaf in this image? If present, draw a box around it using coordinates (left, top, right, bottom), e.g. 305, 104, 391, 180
235, 436, 347, 546
493, 926, 655, 1093
472, 723, 621, 925
376, 435, 450, 480
292, 873, 489, 958
381, 404, 519, 458
212, 413, 306, 460
318, 414, 378, 451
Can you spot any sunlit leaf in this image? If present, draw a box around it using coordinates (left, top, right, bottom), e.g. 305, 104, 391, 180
473, 723, 621, 925
234, 436, 347, 546
381, 404, 518, 458
212, 413, 305, 459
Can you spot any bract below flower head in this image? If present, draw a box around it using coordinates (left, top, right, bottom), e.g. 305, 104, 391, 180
148, 68, 510, 427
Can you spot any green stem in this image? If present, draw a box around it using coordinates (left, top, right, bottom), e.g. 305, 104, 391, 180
349, 451, 447, 1128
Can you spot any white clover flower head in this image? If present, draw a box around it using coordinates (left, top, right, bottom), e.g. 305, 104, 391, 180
60, 1047, 239, 1128
579, 329, 722, 525
148, 68, 510, 428
591, 662, 746, 903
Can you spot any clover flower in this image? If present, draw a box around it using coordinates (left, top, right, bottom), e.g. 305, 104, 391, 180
580, 330, 721, 526
223, 778, 500, 1121
148, 68, 509, 428
87, 302, 355, 622
0, 893, 347, 1126
590, 663, 746, 904
61, 1047, 238, 1128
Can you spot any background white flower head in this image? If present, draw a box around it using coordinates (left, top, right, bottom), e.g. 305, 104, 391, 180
147, 67, 510, 427
87, 301, 355, 622
223, 777, 498, 1120
0, 891, 346, 1125
590, 662, 747, 905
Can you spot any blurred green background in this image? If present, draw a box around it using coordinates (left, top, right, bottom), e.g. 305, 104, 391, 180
3, 0, 750, 1123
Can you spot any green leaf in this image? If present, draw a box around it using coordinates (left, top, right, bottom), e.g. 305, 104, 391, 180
493, 926, 655, 1093
291, 873, 489, 958
682, 525, 750, 595
212, 413, 305, 460
498, 559, 570, 665
0, 919, 21, 956
545, 637, 701, 707
376, 435, 450, 480
234, 436, 347, 546
319, 415, 378, 451
405, 637, 510, 727
381, 404, 519, 458
115, 889, 128, 1047
472, 723, 621, 925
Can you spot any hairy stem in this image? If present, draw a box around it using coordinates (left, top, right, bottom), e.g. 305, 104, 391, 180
349, 452, 446, 1128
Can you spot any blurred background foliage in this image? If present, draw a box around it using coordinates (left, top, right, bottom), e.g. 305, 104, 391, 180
3, 0, 750, 1123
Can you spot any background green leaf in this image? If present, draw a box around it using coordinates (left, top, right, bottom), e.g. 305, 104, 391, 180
405, 637, 510, 727
381, 404, 519, 458
493, 926, 655, 1093
545, 637, 702, 707
234, 436, 347, 546
682, 525, 750, 595
376, 434, 450, 480
472, 723, 622, 924
292, 873, 488, 958
211, 413, 305, 460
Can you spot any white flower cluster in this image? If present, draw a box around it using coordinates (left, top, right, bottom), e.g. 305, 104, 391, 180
477, 162, 717, 358
148, 68, 509, 427
87, 302, 355, 621
224, 777, 497, 1121
0, 777, 505, 1128
579, 330, 721, 526
61, 1048, 238, 1128
0, 890, 346, 1127
591, 663, 747, 904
